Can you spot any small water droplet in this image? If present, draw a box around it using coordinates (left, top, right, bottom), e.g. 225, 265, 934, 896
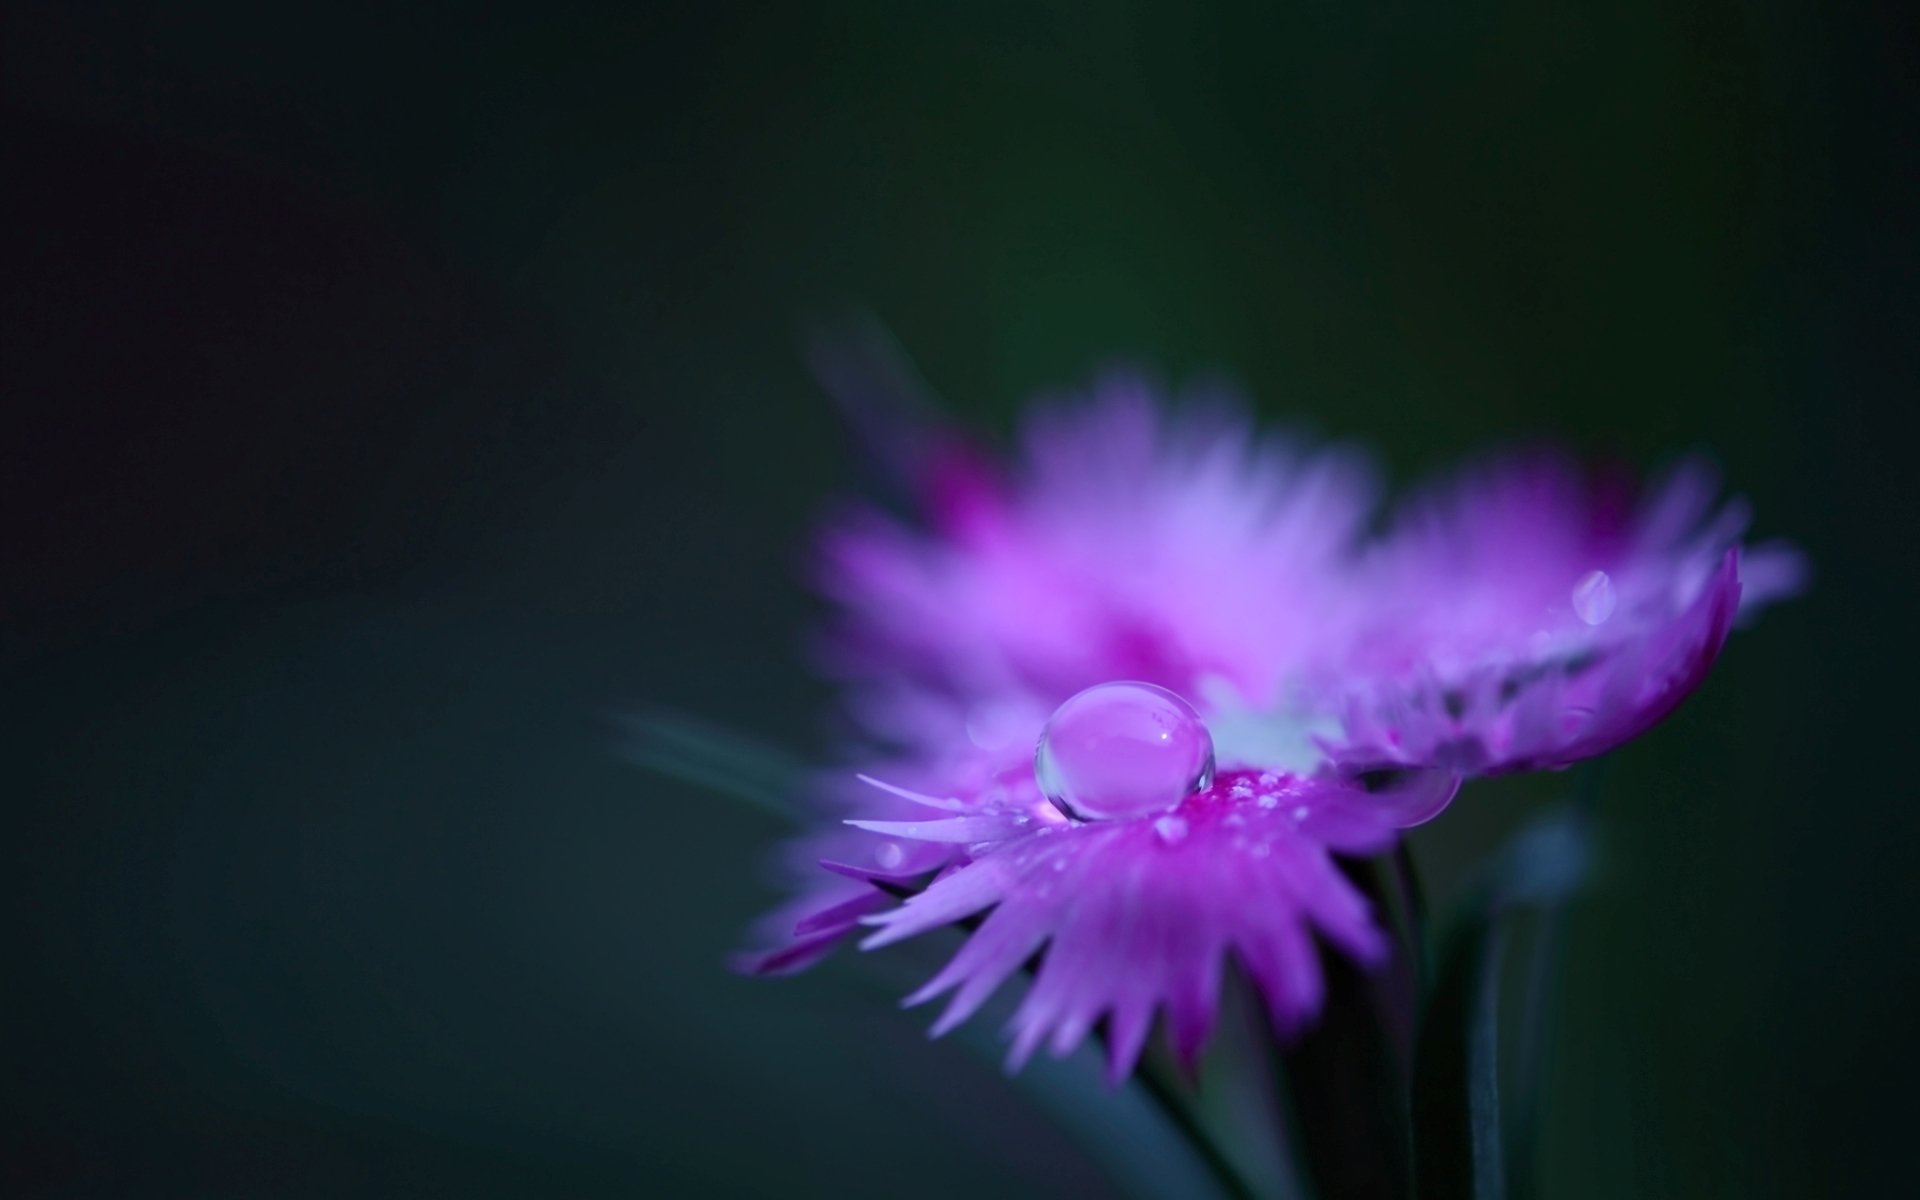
1035, 681, 1215, 821
1572, 570, 1616, 625
1153, 815, 1189, 845
1258, 772, 1281, 786
1291, 805, 1309, 822
874, 841, 905, 870
1257, 794, 1278, 809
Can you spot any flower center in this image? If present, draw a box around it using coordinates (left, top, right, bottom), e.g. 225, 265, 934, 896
1034, 681, 1216, 821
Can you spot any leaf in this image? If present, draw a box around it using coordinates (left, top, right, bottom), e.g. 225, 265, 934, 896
845, 945, 1246, 1200
1413, 917, 1509, 1200
613, 711, 803, 821
1005, 1042, 1247, 1200
1191, 969, 1317, 1200
1413, 806, 1592, 1200
802, 309, 954, 499
1471, 807, 1592, 912
1503, 904, 1564, 1200
1499, 794, 1596, 1200
1276, 854, 1420, 1200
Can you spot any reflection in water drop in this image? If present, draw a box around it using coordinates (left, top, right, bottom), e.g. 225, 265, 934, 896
1035, 681, 1215, 821
1572, 569, 1616, 625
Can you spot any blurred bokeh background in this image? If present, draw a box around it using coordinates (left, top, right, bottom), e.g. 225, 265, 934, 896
4, 2, 1913, 1196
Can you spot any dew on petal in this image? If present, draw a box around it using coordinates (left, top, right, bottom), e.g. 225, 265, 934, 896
1572, 569, 1617, 625
1153, 815, 1189, 845
1035, 681, 1215, 820
875, 841, 905, 870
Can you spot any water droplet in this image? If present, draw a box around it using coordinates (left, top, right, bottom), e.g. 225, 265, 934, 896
1257, 794, 1278, 809
1291, 805, 1309, 822
1154, 815, 1189, 844
874, 841, 905, 870
1572, 570, 1616, 626
1035, 681, 1215, 821
1258, 772, 1281, 787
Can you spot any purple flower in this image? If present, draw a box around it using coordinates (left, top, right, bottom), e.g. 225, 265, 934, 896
747, 374, 1800, 1080
849, 754, 1456, 1083
1333, 452, 1806, 774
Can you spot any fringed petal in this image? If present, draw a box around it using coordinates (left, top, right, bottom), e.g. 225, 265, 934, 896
844, 770, 1406, 1080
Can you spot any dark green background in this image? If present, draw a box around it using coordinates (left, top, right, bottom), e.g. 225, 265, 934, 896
4, 2, 1913, 1196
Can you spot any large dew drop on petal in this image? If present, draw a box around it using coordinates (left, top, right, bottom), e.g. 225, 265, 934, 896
1035, 681, 1215, 821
